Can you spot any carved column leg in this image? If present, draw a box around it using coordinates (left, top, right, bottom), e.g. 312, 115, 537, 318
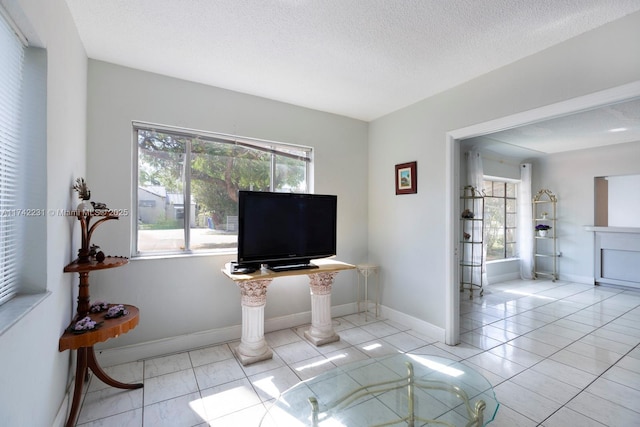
233, 279, 274, 365
304, 272, 340, 346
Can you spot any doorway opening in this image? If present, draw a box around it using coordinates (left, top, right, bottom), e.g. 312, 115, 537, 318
444, 81, 640, 345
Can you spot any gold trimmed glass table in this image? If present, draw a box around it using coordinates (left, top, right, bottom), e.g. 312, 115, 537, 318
259, 353, 499, 427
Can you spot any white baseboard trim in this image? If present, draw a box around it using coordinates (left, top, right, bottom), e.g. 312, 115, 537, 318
96, 302, 358, 367
380, 305, 445, 343
488, 272, 521, 284
559, 274, 595, 285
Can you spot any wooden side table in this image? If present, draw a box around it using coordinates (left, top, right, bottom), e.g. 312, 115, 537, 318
59, 305, 143, 427
60, 211, 142, 427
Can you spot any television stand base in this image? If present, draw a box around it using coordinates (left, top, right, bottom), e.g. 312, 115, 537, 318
267, 263, 319, 273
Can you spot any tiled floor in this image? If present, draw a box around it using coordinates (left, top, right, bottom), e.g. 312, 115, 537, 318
75, 279, 640, 426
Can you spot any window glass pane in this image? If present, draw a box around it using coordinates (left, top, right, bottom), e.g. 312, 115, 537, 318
493, 182, 505, 197
275, 156, 307, 192
137, 130, 186, 252
482, 181, 493, 197
134, 124, 311, 256
485, 227, 503, 261
506, 242, 516, 258
483, 179, 518, 261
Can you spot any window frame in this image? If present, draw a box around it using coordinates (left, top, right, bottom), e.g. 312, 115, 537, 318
483, 177, 518, 261
131, 121, 313, 258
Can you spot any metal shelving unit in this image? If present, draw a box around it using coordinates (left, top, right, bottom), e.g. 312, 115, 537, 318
533, 189, 558, 281
460, 185, 485, 298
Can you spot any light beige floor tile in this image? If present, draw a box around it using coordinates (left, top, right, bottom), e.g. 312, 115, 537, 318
205, 402, 267, 427
77, 387, 143, 425
87, 361, 144, 392
193, 357, 245, 390
600, 365, 640, 390
510, 368, 581, 405
566, 391, 640, 426
200, 378, 263, 421
381, 331, 430, 352
142, 391, 205, 427
144, 352, 192, 379
466, 351, 527, 379
76, 408, 142, 427
585, 377, 640, 412
492, 381, 562, 423
188, 343, 234, 367
265, 328, 303, 347
541, 406, 606, 427
549, 349, 615, 376
249, 365, 301, 402
143, 369, 198, 406
488, 343, 545, 368
529, 359, 596, 389
487, 404, 537, 427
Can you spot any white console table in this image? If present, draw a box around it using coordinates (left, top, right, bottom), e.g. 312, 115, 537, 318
585, 226, 640, 290
222, 259, 355, 365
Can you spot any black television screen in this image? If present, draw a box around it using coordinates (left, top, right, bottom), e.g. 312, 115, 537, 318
237, 191, 337, 271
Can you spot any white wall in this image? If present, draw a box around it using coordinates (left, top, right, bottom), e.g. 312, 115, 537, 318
0, 0, 88, 426
368, 11, 640, 330
85, 61, 369, 350
532, 141, 640, 283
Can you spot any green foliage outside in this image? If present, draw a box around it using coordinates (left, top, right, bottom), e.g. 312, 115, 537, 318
137, 130, 306, 229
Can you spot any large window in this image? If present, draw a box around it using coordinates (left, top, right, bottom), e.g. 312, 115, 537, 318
483, 179, 517, 261
133, 122, 312, 256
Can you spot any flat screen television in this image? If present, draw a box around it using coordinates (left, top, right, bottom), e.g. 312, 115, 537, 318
237, 191, 337, 272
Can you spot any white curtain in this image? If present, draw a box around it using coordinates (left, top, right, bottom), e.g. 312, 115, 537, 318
517, 163, 534, 279
466, 150, 488, 286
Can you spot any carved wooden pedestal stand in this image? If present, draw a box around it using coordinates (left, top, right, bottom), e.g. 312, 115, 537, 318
60, 212, 142, 427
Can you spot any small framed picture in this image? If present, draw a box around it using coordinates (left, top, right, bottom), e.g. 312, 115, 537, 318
395, 161, 417, 195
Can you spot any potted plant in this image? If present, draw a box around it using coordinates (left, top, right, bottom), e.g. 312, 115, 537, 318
535, 223, 552, 237
540, 212, 548, 219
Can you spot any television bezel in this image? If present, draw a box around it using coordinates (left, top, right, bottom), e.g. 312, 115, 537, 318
236, 191, 337, 269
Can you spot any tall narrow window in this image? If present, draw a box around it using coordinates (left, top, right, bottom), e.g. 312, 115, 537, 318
0, 12, 24, 305
134, 123, 312, 256
483, 179, 518, 261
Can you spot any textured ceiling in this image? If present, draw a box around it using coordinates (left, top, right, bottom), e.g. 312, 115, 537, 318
464, 97, 640, 159
64, 0, 640, 121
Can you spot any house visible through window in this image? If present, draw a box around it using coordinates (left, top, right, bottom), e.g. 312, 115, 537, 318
133, 122, 312, 256
483, 179, 517, 261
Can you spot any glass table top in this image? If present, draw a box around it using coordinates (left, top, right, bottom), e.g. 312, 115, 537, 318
260, 353, 499, 427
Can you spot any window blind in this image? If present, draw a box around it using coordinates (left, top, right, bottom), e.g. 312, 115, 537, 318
0, 12, 24, 305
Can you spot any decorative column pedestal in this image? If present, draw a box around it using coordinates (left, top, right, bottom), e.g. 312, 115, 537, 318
232, 279, 274, 365
222, 260, 355, 365
304, 272, 340, 346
